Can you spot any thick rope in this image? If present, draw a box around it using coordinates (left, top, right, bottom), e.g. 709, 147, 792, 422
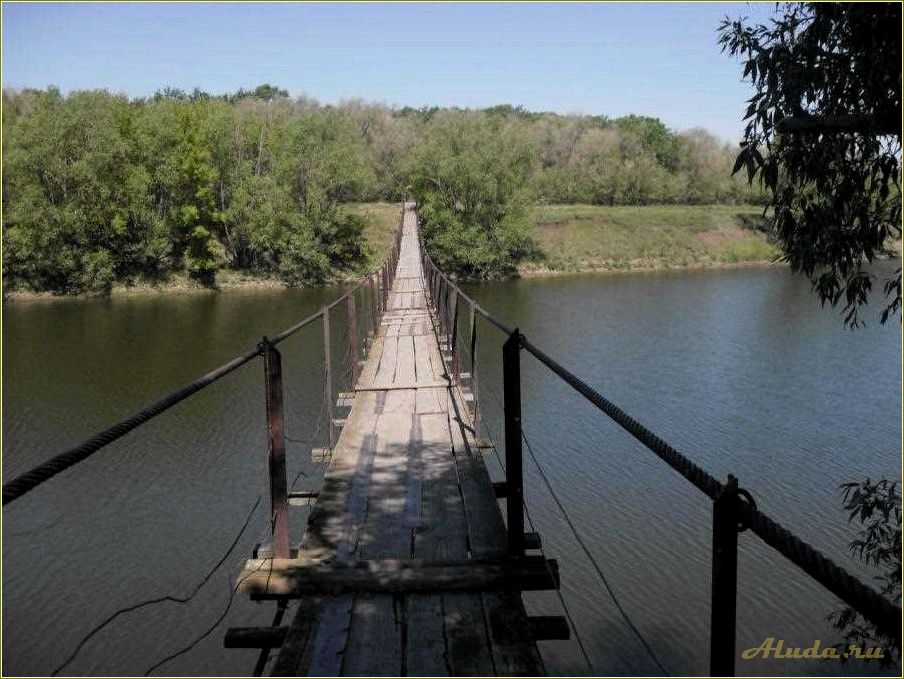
2, 347, 261, 506
518, 335, 725, 501
744, 505, 901, 640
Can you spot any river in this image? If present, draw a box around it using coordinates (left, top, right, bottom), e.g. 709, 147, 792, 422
3, 263, 900, 676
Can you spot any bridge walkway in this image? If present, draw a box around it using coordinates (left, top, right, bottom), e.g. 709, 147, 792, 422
237, 205, 546, 676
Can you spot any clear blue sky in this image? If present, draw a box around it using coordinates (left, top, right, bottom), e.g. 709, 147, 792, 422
2, 2, 777, 142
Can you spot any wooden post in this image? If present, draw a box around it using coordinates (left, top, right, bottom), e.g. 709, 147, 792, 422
710, 475, 741, 677
347, 294, 359, 387
323, 308, 335, 449
261, 336, 290, 559
503, 329, 525, 558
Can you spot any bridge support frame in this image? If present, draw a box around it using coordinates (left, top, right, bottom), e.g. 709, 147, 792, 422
347, 294, 359, 387
710, 474, 742, 676
323, 308, 335, 449
502, 329, 525, 558
261, 336, 290, 560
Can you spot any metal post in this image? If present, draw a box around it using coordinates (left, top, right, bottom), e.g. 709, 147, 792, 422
710, 475, 741, 677
438, 277, 448, 338
449, 291, 459, 380
261, 336, 290, 559
502, 329, 525, 558
347, 294, 359, 387
469, 303, 479, 426
323, 308, 335, 449
371, 274, 380, 336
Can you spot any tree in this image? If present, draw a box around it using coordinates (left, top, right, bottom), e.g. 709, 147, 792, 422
411, 111, 537, 278
614, 115, 680, 170
719, 3, 901, 327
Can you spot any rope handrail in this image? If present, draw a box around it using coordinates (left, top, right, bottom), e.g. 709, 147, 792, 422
3, 213, 406, 507
418, 237, 902, 643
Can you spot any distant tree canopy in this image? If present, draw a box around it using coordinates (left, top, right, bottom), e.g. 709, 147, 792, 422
411, 112, 536, 278
2, 84, 764, 293
719, 3, 902, 326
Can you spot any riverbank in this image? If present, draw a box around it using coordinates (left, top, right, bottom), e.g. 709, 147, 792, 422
1, 203, 796, 302
526, 203, 779, 274
4, 202, 404, 303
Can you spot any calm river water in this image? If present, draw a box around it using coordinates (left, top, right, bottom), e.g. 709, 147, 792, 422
3, 263, 901, 676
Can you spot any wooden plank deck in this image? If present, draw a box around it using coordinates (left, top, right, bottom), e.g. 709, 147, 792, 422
236, 205, 545, 676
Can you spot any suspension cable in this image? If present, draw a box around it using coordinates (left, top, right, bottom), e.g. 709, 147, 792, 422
480, 380, 666, 674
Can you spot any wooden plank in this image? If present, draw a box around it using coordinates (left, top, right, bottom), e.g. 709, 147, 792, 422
356, 336, 384, 388
407, 592, 450, 676
394, 334, 417, 387
224, 626, 288, 649
354, 381, 448, 392
446, 381, 545, 675
269, 596, 323, 676
412, 334, 435, 383
238, 558, 560, 598
374, 334, 399, 384
412, 412, 495, 676
528, 615, 571, 641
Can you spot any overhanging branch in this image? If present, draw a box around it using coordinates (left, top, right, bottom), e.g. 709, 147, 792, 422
776, 114, 900, 137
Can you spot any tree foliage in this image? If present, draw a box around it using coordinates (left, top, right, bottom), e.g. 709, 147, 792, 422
719, 3, 901, 326
411, 112, 537, 278
829, 479, 901, 666
3, 84, 767, 292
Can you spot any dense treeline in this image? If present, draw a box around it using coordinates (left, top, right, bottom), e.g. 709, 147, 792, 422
2, 86, 763, 293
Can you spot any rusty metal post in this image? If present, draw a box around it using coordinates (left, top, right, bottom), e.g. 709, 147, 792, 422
438, 277, 448, 339
261, 336, 290, 560
710, 475, 741, 677
323, 308, 335, 449
347, 293, 359, 387
371, 274, 380, 336
502, 329, 525, 558
469, 303, 479, 426
449, 291, 459, 380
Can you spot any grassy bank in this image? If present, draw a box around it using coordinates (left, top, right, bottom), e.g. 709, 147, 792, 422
348, 202, 404, 266
523, 204, 779, 275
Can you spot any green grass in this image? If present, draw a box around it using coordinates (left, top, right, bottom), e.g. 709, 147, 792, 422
528, 204, 779, 273
343, 202, 404, 268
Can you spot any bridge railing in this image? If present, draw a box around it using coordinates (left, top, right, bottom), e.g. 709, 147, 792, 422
418, 239, 901, 676
3, 205, 407, 563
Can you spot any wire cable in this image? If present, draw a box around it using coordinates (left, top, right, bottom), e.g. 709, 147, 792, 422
519, 426, 670, 676
143, 556, 273, 676
480, 379, 662, 673
51, 496, 262, 676
477, 407, 595, 673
